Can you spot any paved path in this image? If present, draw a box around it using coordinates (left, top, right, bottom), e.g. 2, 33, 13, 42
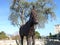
0, 39, 60, 45
0, 39, 45, 45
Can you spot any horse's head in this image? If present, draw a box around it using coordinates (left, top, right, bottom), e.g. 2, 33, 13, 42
30, 8, 38, 25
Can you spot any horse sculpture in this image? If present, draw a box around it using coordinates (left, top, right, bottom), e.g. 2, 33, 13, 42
19, 5, 38, 45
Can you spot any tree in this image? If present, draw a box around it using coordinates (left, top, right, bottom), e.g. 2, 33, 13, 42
49, 32, 52, 38
49, 33, 52, 37
35, 31, 41, 39
8, 0, 56, 28
0, 31, 8, 39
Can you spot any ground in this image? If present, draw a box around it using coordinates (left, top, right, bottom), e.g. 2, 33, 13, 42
0, 39, 60, 45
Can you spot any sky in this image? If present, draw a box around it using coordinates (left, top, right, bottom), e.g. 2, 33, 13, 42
0, 0, 60, 36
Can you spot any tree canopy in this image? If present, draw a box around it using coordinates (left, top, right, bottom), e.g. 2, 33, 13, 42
35, 31, 41, 39
8, 0, 56, 28
0, 31, 8, 39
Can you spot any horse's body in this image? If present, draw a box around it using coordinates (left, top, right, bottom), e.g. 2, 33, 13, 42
19, 17, 35, 45
19, 5, 38, 45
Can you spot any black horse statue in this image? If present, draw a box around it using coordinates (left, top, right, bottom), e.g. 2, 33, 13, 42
19, 5, 38, 45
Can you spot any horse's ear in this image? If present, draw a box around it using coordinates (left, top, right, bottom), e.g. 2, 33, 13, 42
32, 5, 35, 9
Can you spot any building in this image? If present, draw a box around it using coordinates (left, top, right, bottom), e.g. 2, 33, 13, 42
54, 24, 60, 39
55, 24, 60, 34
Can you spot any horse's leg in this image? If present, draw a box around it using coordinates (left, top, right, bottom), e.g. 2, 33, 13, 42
26, 36, 31, 45
26, 36, 29, 45
32, 35, 35, 45
21, 36, 24, 45
32, 30, 35, 45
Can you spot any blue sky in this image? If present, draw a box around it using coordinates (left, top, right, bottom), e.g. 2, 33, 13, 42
0, 0, 60, 36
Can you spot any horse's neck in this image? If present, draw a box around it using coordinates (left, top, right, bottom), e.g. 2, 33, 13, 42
25, 19, 34, 27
